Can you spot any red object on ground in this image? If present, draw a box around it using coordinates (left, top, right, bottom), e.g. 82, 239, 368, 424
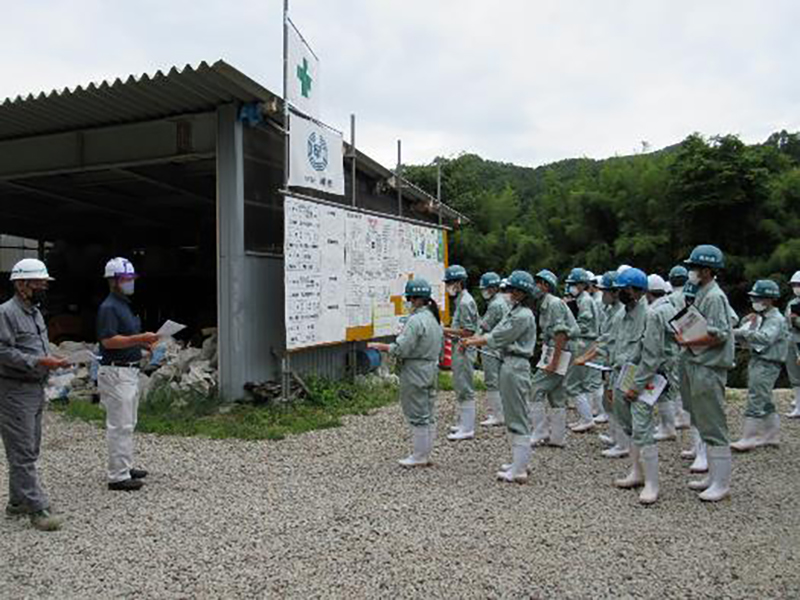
440, 338, 453, 370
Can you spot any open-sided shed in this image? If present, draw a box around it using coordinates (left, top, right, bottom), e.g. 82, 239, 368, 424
0, 60, 463, 398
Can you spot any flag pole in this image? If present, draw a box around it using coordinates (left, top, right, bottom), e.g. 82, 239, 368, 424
350, 113, 357, 207
397, 139, 403, 218
282, 0, 292, 400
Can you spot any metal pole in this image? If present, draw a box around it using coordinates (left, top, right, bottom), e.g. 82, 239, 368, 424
437, 162, 443, 226
397, 139, 402, 217
282, 0, 291, 400
350, 113, 357, 207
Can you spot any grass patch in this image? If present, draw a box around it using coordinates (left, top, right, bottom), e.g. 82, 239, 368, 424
438, 370, 487, 392
52, 377, 398, 441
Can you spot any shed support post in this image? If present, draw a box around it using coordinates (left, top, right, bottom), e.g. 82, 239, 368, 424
216, 104, 247, 400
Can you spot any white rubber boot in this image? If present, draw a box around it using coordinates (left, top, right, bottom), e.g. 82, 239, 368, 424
785, 388, 800, 418
675, 394, 691, 429
614, 445, 644, 488
448, 401, 475, 440
593, 387, 609, 423
699, 446, 732, 502
602, 422, 631, 458
598, 414, 616, 446
654, 401, 677, 441
638, 445, 659, 505
497, 435, 531, 483
449, 405, 462, 433
570, 394, 596, 432
731, 416, 763, 452
547, 408, 567, 447
690, 440, 708, 473
530, 402, 549, 446
427, 423, 437, 458
481, 391, 505, 426
758, 413, 780, 447
681, 426, 700, 459
399, 426, 432, 467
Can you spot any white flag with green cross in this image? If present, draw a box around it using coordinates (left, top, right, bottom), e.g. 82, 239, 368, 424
286, 18, 320, 119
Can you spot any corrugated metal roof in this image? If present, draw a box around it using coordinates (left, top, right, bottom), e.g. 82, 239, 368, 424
0, 60, 278, 142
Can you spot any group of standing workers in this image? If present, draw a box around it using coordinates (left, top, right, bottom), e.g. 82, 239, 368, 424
0, 257, 157, 531
372, 243, 800, 506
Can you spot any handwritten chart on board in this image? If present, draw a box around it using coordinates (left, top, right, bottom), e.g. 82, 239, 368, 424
284, 195, 447, 350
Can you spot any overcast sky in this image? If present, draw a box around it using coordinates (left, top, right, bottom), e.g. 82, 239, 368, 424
1, 0, 797, 168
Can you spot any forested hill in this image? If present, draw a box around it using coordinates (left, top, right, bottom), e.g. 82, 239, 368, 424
404, 131, 800, 311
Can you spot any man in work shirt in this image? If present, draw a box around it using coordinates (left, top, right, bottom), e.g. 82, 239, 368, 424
667, 265, 691, 429
477, 272, 510, 427
442, 265, 479, 441
564, 268, 601, 433
678, 245, 735, 503
619, 273, 676, 505
530, 269, 579, 448
0, 259, 68, 531
97, 257, 159, 491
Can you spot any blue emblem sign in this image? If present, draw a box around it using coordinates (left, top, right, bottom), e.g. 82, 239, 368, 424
307, 131, 329, 172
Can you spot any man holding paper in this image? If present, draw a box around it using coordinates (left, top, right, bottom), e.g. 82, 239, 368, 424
96, 258, 159, 492
676, 245, 735, 503
529, 270, 579, 448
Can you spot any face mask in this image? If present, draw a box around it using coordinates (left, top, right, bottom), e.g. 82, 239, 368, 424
120, 280, 135, 296
29, 288, 47, 306
752, 301, 767, 313
568, 285, 580, 297
618, 289, 633, 305
794, 287, 800, 297
501, 293, 513, 304
687, 270, 701, 285
447, 284, 459, 297
532, 286, 545, 300
481, 290, 493, 300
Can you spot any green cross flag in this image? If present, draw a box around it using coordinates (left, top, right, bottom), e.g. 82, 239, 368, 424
287, 18, 320, 117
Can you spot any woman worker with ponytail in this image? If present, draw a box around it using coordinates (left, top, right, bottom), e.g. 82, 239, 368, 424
461, 270, 537, 483
369, 279, 443, 468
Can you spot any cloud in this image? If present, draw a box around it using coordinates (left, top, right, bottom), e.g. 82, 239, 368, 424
0, 0, 797, 168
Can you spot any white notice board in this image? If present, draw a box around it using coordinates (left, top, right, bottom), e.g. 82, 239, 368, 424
284, 195, 447, 350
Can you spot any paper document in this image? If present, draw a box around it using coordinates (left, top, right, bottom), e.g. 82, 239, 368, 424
669, 305, 708, 356
156, 320, 187, 338
585, 361, 612, 372
64, 349, 101, 365
536, 345, 572, 376
615, 362, 668, 406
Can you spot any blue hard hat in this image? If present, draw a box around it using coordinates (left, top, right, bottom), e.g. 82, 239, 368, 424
534, 269, 559, 292
443, 264, 468, 283
479, 271, 502, 289
404, 278, 432, 299
684, 244, 725, 269
748, 279, 780, 299
614, 267, 648, 291
598, 271, 618, 291
669, 265, 688, 282
565, 267, 591, 285
506, 270, 536, 295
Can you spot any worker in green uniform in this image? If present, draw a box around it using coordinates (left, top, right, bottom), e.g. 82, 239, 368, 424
462, 270, 537, 483
678, 245, 735, 502
564, 268, 601, 433
616, 272, 675, 505
667, 265, 692, 430
530, 270, 579, 448
442, 265, 479, 441
731, 280, 787, 452
677, 282, 708, 471
477, 272, 510, 427
368, 279, 443, 468
646, 275, 680, 443
784, 271, 800, 418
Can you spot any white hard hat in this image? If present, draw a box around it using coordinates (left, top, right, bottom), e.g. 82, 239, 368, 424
10, 258, 53, 281
647, 274, 668, 293
617, 264, 632, 274
104, 257, 137, 279
585, 270, 595, 281
665, 282, 674, 293
791, 271, 800, 285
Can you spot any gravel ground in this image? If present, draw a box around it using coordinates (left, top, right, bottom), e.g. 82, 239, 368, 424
1, 389, 799, 599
